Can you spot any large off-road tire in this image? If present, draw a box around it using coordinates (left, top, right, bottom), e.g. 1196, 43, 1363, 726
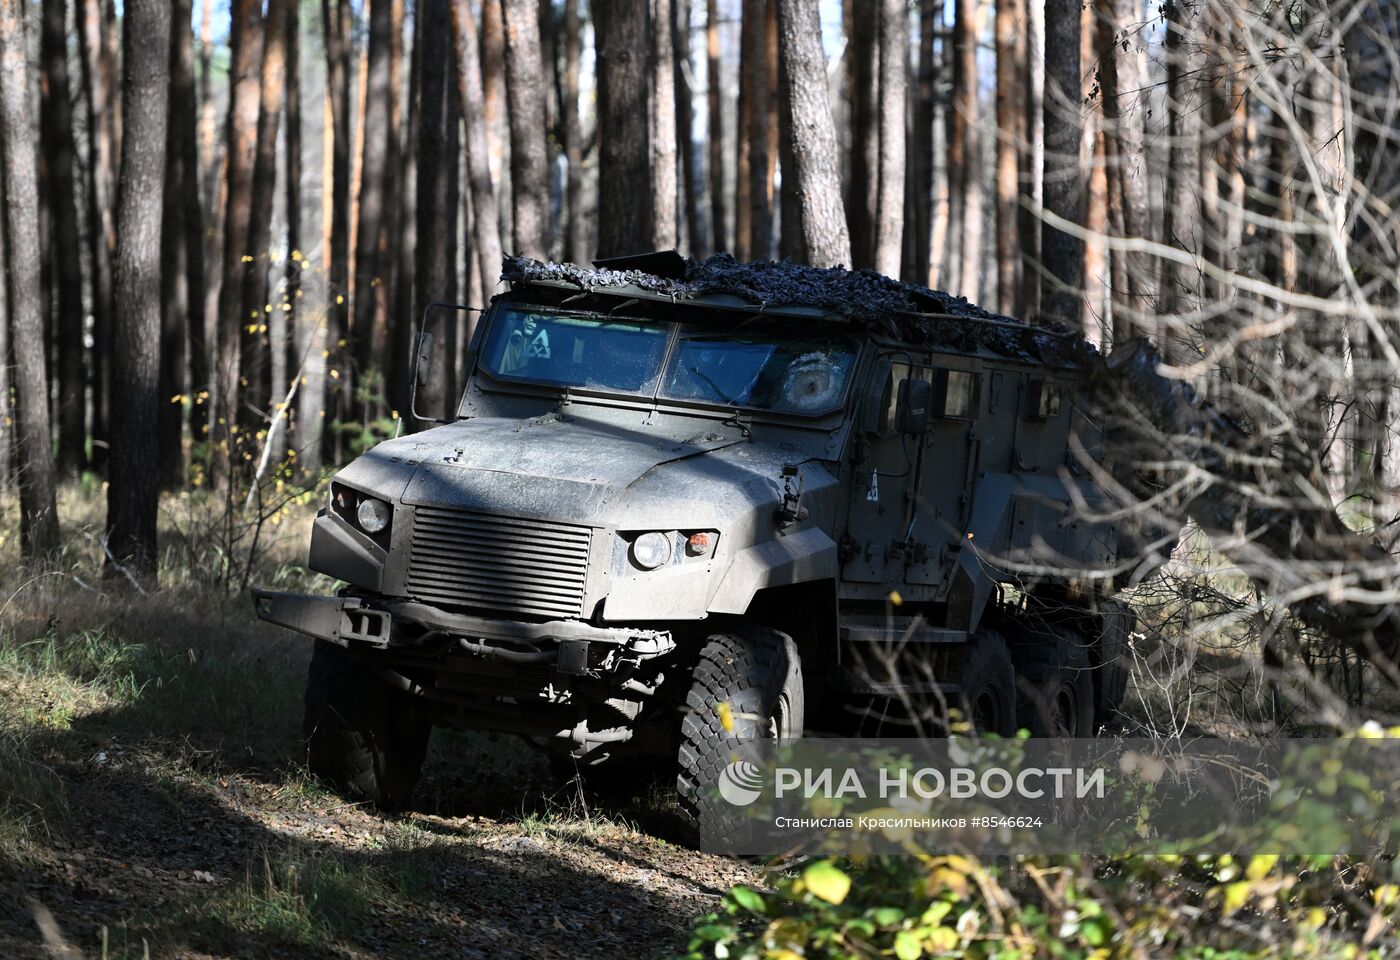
1012, 626, 1094, 737
1093, 601, 1135, 729
955, 630, 1017, 736
303, 640, 431, 812
676, 626, 803, 846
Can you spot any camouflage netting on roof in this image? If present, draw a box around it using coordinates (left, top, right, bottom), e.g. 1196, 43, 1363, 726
500, 254, 1093, 366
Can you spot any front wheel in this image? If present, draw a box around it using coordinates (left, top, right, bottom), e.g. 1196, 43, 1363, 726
676, 625, 803, 846
303, 640, 431, 812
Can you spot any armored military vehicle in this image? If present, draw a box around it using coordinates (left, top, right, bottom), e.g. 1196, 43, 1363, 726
252, 251, 1136, 832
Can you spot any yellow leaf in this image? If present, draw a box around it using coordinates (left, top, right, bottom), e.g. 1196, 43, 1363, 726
241, 254, 255, 262
801, 862, 851, 905
717, 701, 734, 733
1222, 882, 1251, 915
1246, 855, 1278, 882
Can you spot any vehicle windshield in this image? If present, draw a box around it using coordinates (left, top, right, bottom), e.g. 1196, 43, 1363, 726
478, 305, 860, 416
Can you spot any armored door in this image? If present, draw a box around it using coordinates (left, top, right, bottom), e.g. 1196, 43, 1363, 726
905, 364, 982, 587
841, 354, 925, 585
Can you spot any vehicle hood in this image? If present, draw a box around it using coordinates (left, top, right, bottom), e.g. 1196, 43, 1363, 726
332, 413, 803, 528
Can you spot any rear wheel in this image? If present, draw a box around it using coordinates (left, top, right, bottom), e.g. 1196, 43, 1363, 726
676, 625, 803, 845
955, 629, 1016, 736
1013, 626, 1094, 737
303, 640, 431, 811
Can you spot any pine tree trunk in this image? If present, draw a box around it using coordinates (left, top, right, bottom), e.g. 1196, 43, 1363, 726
846, 0, 878, 268
107, 0, 171, 578
388, 11, 420, 424
481, 0, 507, 231
322, 0, 352, 456
908, 0, 937, 284
1018, 0, 1043, 317
42, 0, 87, 475
593, 0, 652, 257
1159, 0, 1195, 322
80, 0, 116, 465
651, 0, 679, 250
1040, 0, 1084, 325
775, 0, 850, 268
562, 0, 586, 261
213, 2, 263, 485
159, 0, 203, 488
242, 0, 289, 433
502, 0, 550, 258
450, 0, 505, 300
278, 0, 300, 468
675, 0, 703, 257
994, 0, 1024, 313
0, 157, 10, 488
734, 4, 754, 260
353, 0, 395, 379
743, 0, 771, 259
952, 0, 982, 298
417, 0, 456, 419
0, 2, 59, 553
706, 0, 726, 253
872, 0, 906, 278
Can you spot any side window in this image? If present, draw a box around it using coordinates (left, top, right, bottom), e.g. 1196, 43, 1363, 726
927, 367, 980, 420
875, 360, 933, 434
1025, 379, 1062, 419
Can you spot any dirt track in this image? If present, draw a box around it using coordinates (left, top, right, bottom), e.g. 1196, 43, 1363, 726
0, 618, 753, 960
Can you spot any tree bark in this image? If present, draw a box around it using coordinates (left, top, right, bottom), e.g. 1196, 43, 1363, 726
159, 0, 204, 488
107, 0, 170, 578
706, 0, 726, 253
41, 0, 87, 474
1159, 0, 1195, 322
502, 0, 550, 258
450, 0, 505, 301
353, 0, 395, 379
322, 0, 352, 446
675, 0, 703, 256
0, 149, 10, 488
80, 0, 116, 463
213, 2, 263, 484
562, 0, 585, 261
994, 0, 1024, 313
417, 0, 456, 419
650, 0, 679, 250
593, 0, 652, 257
846, 0, 878, 268
872, 0, 906, 278
243, 0, 289, 431
1040, 0, 1084, 325
742, 0, 772, 259
775, 0, 850, 268
908, 0, 938, 284
1018, 0, 1044, 317
278, 0, 301, 468
0, 2, 59, 553
481, 0, 507, 225
951, 0, 982, 298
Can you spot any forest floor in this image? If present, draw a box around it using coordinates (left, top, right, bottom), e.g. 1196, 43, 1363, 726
0, 486, 753, 959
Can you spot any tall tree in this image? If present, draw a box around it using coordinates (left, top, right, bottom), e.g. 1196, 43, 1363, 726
706, 0, 726, 253
0, 161, 10, 489
1018, 0, 1044, 317
242, 0, 289, 437
593, 0, 651, 257
280, 0, 301, 468
1040, 0, 1085, 325
0, 2, 59, 553
41, 0, 86, 474
213, 2, 263, 482
675, 0, 703, 256
107, 0, 170, 577
846, 0, 878, 267
873, 0, 907, 278
775, 0, 850, 267
1159, 0, 1195, 321
450, 0, 504, 300
417, 0, 456, 418
502, 0, 550, 258
652, 0, 678, 249
79, 0, 116, 462
995, 0, 1025, 313
907, 0, 938, 283
159, 0, 205, 487
353, 0, 395, 376
950, 0, 982, 297
742, 0, 771, 259
322, 0, 352, 367
562, 0, 586, 261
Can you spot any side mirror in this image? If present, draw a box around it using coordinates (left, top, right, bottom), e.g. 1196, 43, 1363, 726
414, 331, 434, 388
896, 378, 932, 434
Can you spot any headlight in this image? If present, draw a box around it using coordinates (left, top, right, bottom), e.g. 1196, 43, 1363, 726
631, 531, 672, 570
356, 497, 391, 534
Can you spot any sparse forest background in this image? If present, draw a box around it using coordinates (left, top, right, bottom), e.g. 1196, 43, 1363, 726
1, 0, 1395, 593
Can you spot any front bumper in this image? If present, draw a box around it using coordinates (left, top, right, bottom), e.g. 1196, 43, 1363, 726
250, 588, 671, 672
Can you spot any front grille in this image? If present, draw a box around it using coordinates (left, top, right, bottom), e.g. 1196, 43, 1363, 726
406, 506, 591, 619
